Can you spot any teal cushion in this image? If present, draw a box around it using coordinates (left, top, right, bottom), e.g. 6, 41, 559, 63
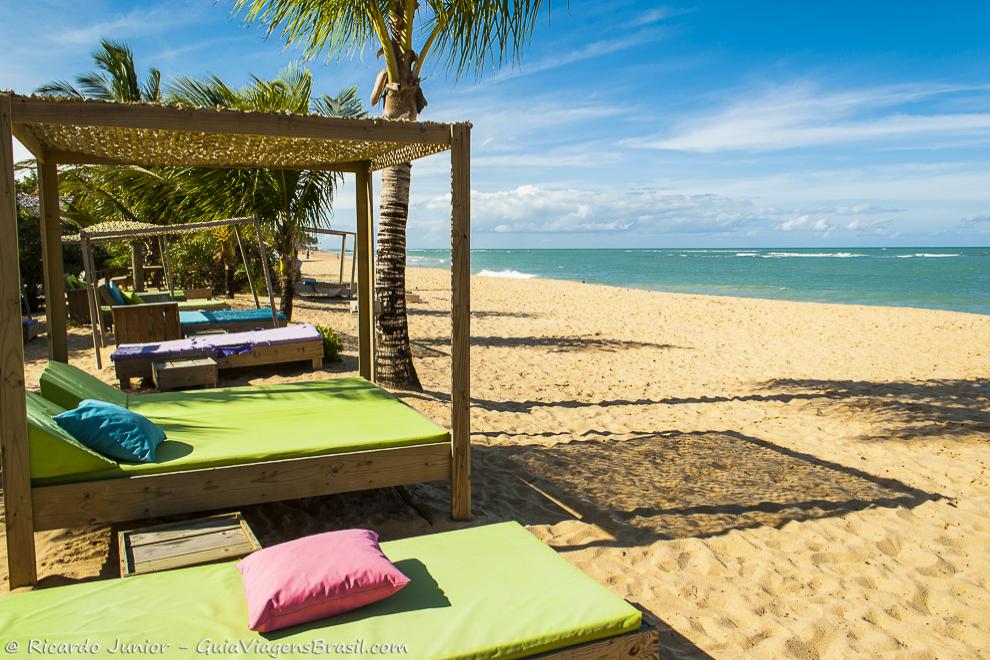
54, 400, 166, 463
25, 392, 120, 482
106, 279, 126, 305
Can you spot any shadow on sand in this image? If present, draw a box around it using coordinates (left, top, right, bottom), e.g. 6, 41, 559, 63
764, 377, 990, 442
401, 430, 941, 549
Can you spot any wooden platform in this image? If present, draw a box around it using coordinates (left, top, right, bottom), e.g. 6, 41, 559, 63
153, 357, 218, 391
118, 512, 260, 577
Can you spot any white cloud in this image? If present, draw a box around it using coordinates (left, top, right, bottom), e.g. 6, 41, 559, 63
493, 27, 670, 81
846, 218, 895, 236
636, 82, 990, 152
779, 215, 835, 234
416, 185, 775, 235
960, 214, 990, 231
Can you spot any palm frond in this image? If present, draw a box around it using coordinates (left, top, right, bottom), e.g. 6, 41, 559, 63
313, 86, 368, 118
232, 0, 392, 71
35, 80, 85, 98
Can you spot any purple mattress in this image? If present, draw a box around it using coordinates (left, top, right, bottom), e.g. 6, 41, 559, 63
111, 324, 321, 363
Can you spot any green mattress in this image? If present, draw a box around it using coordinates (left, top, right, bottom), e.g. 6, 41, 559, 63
0, 523, 641, 659
33, 362, 449, 485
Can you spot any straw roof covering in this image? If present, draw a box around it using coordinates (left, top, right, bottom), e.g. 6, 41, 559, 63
62, 216, 258, 243
5, 93, 458, 171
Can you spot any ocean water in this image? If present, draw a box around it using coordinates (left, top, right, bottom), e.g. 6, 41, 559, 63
407, 248, 990, 315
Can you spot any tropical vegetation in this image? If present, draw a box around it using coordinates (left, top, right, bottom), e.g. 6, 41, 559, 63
233, 0, 553, 388
34, 41, 365, 320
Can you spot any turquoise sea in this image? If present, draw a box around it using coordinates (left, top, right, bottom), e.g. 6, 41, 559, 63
407, 248, 990, 315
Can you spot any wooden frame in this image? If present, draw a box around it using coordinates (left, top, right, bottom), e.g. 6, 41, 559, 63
111, 302, 182, 346
0, 93, 472, 590
73, 215, 279, 367
540, 621, 659, 659
297, 226, 358, 298
118, 511, 261, 577
31, 443, 451, 530
114, 337, 324, 388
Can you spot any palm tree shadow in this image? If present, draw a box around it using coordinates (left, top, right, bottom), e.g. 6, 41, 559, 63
402, 430, 941, 549
765, 378, 990, 442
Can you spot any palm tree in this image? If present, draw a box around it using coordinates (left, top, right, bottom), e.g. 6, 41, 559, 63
166, 68, 366, 319
37, 38, 160, 102
233, 0, 552, 389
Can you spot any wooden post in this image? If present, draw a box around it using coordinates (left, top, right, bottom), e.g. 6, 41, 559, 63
338, 234, 346, 283
450, 124, 471, 521
158, 237, 175, 299
234, 225, 260, 308
130, 241, 145, 292
0, 95, 38, 588
80, 235, 103, 368
37, 158, 68, 362
355, 164, 374, 381
253, 218, 279, 327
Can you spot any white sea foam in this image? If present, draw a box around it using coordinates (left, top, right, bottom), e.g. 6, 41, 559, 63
477, 269, 537, 279
763, 252, 866, 258
735, 252, 760, 257
915, 253, 959, 258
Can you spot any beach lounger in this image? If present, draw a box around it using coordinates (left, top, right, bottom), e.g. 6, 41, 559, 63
0, 523, 657, 658
27, 361, 451, 522
111, 323, 323, 388
180, 308, 287, 334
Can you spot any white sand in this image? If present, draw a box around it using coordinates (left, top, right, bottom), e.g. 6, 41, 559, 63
5, 249, 990, 658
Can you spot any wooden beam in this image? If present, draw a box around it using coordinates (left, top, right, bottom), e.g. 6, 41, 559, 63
234, 225, 260, 308
69, 216, 257, 242
9, 96, 452, 146
31, 443, 451, 530
450, 124, 471, 521
0, 95, 38, 589
130, 241, 145, 292
9, 123, 46, 162
45, 149, 376, 172
37, 159, 68, 362
80, 236, 103, 369
253, 218, 280, 327
356, 165, 374, 381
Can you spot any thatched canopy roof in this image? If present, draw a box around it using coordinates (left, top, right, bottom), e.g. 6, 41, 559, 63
63, 216, 257, 243
5, 93, 458, 171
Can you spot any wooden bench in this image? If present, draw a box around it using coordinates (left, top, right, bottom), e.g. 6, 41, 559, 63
111, 301, 182, 346
153, 357, 219, 391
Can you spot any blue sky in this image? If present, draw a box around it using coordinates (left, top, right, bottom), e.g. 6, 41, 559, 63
2, 0, 989, 248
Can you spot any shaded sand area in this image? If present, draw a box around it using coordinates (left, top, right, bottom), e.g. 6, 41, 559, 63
4, 249, 990, 658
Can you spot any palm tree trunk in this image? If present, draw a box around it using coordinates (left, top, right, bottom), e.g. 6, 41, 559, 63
375, 83, 422, 389
375, 162, 420, 387
277, 222, 297, 321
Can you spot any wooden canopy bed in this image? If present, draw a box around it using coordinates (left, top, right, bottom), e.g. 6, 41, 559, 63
0, 93, 472, 590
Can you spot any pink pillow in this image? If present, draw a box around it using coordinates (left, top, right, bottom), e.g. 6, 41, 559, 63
237, 529, 410, 632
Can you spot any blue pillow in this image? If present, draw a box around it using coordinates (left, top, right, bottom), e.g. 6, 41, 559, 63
54, 400, 165, 463
106, 279, 126, 306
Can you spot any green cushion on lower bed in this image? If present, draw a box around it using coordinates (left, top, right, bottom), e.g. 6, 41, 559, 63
0, 522, 641, 658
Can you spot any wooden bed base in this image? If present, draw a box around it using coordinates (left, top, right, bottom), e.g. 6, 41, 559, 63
115, 339, 324, 389
31, 442, 452, 530
541, 619, 660, 659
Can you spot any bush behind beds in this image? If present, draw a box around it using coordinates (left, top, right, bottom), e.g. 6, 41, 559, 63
314, 324, 343, 362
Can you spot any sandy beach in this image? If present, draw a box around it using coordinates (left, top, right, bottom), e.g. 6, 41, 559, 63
5, 249, 990, 658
